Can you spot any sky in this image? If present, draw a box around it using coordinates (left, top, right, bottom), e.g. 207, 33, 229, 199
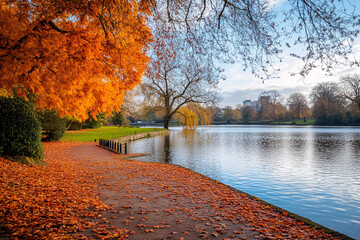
218, 0, 360, 108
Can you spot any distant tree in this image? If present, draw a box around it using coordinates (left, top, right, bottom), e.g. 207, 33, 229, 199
141, 107, 157, 124
340, 74, 360, 110
310, 82, 344, 104
286, 93, 309, 119
174, 103, 211, 128
242, 106, 254, 124
208, 105, 223, 122
141, 23, 221, 129
347, 102, 360, 125
222, 106, 234, 123
311, 82, 346, 125
82, 113, 105, 129
121, 89, 144, 123
232, 106, 242, 122
275, 103, 287, 120
259, 90, 283, 120
175, 106, 198, 129
112, 111, 125, 127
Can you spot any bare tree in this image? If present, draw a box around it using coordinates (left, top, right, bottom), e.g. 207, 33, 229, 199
340, 74, 360, 110
286, 93, 309, 119
310, 82, 344, 104
153, 0, 360, 79
310, 81, 346, 124
141, 24, 221, 129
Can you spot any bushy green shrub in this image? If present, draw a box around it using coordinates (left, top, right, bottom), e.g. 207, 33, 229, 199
0, 96, 44, 160
82, 113, 105, 129
112, 111, 125, 126
36, 109, 66, 141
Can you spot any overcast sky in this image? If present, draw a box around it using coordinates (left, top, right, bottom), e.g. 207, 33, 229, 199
218, 1, 360, 108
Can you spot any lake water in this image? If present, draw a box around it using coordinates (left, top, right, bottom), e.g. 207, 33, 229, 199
128, 125, 360, 239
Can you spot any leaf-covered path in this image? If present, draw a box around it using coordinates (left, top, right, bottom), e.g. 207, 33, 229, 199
1, 142, 340, 239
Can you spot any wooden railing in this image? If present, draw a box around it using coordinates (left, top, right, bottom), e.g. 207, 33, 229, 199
98, 138, 127, 154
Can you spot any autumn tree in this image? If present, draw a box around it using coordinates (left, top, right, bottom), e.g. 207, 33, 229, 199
2, 0, 359, 117
175, 106, 199, 129
286, 93, 309, 119
259, 90, 283, 120
241, 106, 254, 124
141, 23, 221, 129
222, 106, 234, 123
311, 82, 346, 125
233, 105, 242, 122
208, 105, 223, 122
0, 0, 153, 120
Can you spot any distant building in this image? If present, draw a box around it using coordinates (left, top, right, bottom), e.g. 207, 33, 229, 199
243, 100, 252, 106
242, 100, 260, 111
251, 100, 260, 111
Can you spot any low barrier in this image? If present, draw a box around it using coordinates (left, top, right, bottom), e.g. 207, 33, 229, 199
98, 138, 127, 154
98, 130, 169, 155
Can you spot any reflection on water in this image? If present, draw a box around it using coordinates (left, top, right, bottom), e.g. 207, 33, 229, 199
128, 125, 360, 239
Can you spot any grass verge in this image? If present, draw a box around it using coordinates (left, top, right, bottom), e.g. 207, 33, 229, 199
61, 126, 165, 142
270, 119, 316, 125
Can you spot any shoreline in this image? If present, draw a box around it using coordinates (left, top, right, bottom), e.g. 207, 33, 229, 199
1, 141, 354, 239
108, 131, 354, 240
170, 164, 354, 240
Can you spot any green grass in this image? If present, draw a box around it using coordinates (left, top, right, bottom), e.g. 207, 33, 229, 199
270, 119, 316, 125
61, 126, 165, 142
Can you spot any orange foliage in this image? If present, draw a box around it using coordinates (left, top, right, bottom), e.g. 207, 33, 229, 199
0, 0, 153, 120
0, 142, 339, 239
0, 142, 126, 239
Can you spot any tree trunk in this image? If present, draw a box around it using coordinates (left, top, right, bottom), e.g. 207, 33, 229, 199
164, 116, 170, 129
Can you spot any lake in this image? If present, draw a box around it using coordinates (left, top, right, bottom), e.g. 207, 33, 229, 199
128, 125, 360, 239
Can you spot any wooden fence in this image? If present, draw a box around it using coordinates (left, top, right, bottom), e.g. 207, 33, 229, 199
98, 138, 127, 154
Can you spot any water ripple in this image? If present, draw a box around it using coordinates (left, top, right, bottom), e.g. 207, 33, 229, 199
129, 126, 360, 239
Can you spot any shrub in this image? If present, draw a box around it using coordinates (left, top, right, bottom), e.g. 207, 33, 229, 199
36, 109, 66, 141
82, 113, 105, 129
0, 96, 44, 160
112, 111, 125, 126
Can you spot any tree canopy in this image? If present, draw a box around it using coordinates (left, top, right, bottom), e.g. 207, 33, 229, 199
154, 0, 360, 78
0, 0, 152, 120
1, 0, 359, 121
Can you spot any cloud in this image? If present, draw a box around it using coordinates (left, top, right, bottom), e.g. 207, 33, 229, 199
267, 0, 286, 7
220, 85, 311, 107
219, 36, 360, 108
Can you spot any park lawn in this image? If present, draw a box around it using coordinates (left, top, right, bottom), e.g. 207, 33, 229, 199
61, 126, 165, 142
270, 119, 316, 125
